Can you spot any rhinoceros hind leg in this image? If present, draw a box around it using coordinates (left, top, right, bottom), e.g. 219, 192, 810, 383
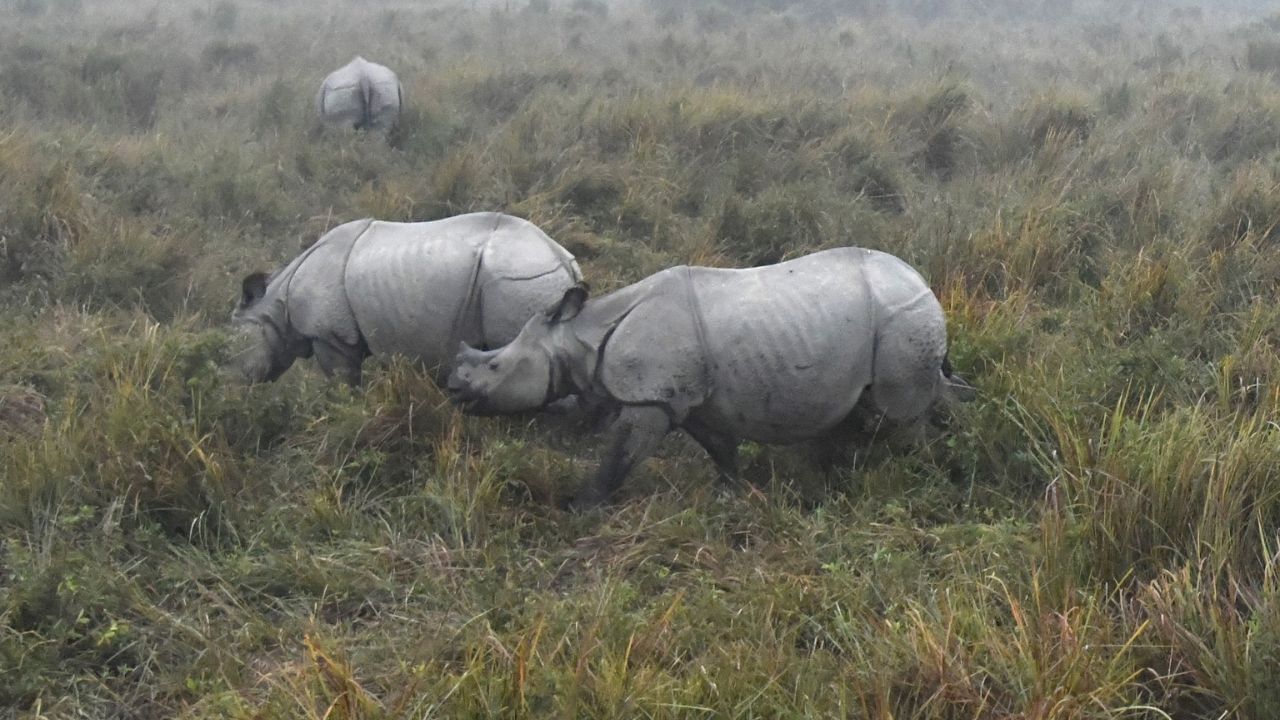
575, 405, 671, 508
681, 418, 740, 486
313, 338, 365, 386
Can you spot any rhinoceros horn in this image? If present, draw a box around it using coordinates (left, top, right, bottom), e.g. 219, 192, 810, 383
456, 341, 492, 362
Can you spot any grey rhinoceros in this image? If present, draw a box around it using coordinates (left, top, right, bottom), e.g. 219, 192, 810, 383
447, 247, 966, 506
229, 212, 583, 386
316, 56, 402, 131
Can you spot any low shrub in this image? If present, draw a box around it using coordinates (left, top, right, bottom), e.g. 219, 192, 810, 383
200, 40, 259, 72
1022, 91, 1094, 150
0, 320, 241, 542
712, 183, 827, 265
1245, 38, 1280, 74
0, 136, 90, 288
1207, 162, 1280, 248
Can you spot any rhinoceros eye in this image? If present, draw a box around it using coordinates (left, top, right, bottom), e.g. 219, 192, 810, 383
488, 361, 500, 371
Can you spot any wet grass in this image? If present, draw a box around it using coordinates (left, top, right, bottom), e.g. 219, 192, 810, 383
2, 0, 1280, 717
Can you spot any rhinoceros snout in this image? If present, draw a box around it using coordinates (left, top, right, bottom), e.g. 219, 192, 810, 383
447, 388, 494, 416
445, 370, 469, 398
445, 367, 484, 409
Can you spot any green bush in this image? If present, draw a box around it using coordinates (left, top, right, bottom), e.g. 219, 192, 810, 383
200, 40, 258, 72
1023, 91, 1094, 149
1246, 38, 1280, 74
712, 183, 828, 265
0, 321, 240, 541
1208, 162, 1280, 248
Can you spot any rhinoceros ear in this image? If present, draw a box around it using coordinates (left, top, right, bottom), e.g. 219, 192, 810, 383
240, 272, 270, 308
548, 283, 589, 323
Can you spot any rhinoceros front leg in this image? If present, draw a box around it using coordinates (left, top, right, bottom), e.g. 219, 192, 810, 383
575, 405, 671, 508
313, 338, 365, 386
681, 417, 739, 486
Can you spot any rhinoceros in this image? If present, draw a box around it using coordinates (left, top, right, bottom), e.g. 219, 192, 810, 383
229, 212, 583, 386
447, 247, 965, 506
316, 56, 402, 131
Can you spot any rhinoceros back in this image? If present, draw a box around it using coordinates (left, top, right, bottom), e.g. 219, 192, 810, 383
343, 219, 484, 370
691, 248, 879, 440
342, 213, 579, 372
475, 215, 583, 345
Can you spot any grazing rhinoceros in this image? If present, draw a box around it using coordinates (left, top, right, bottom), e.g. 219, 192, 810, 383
447, 247, 966, 506
228, 212, 583, 386
316, 56, 402, 131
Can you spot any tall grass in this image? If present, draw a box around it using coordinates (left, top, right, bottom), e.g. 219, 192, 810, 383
3, 0, 1280, 717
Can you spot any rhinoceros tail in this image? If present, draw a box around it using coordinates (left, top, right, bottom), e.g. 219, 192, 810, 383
357, 75, 373, 130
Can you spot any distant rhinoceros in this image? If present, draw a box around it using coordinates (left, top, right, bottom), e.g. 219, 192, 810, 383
447, 247, 966, 506
229, 212, 583, 386
316, 56, 402, 131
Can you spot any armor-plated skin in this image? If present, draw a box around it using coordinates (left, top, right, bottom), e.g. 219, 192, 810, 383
229, 212, 582, 386
448, 248, 960, 506
316, 56, 403, 131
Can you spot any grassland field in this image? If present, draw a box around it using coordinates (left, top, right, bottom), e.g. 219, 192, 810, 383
3, 0, 1280, 717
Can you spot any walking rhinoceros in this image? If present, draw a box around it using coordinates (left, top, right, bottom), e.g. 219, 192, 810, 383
316, 56, 402, 131
228, 212, 583, 386
447, 247, 966, 506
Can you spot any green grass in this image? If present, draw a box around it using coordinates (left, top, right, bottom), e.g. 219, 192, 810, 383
3, 0, 1280, 717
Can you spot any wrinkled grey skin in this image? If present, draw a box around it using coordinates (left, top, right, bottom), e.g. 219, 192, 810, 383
316, 56, 402, 132
228, 212, 582, 386
448, 247, 967, 507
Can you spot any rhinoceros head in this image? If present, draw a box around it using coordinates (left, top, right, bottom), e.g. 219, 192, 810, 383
226, 271, 306, 384
447, 284, 587, 414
